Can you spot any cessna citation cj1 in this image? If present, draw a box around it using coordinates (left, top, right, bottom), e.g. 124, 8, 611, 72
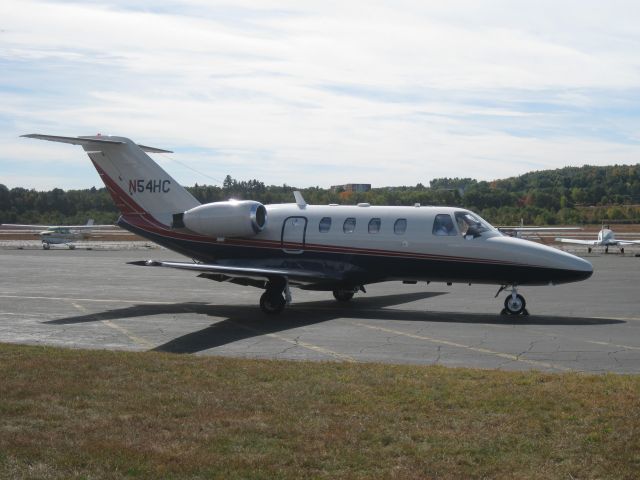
23, 134, 593, 315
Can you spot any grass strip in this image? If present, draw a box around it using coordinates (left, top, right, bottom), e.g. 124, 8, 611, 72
1, 343, 639, 479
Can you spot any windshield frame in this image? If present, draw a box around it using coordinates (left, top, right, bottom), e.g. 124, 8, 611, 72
454, 210, 497, 238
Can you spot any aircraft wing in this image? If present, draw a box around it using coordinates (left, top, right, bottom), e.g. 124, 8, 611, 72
1, 224, 53, 229
66, 224, 115, 230
500, 227, 579, 231
1, 223, 114, 230
613, 239, 640, 246
128, 260, 344, 286
555, 237, 598, 246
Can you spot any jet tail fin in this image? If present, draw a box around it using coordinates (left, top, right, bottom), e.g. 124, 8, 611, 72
22, 134, 199, 227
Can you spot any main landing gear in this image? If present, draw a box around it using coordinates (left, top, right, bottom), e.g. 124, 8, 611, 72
258, 281, 364, 314
259, 278, 290, 315
496, 285, 529, 316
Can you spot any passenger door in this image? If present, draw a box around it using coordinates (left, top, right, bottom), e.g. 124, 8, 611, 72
281, 216, 307, 254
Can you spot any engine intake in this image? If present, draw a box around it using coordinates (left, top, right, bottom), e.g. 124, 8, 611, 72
179, 200, 267, 238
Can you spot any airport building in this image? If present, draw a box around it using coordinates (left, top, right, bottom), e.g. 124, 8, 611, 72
331, 183, 372, 193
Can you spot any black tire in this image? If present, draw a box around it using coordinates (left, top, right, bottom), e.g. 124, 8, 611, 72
587, 247, 592, 253
260, 290, 286, 314
42, 243, 50, 250
504, 294, 526, 315
333, 290, 355, 302
621, 247, 625, 254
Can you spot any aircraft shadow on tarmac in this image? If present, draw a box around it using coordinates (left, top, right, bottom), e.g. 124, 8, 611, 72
43, 291, 626, 355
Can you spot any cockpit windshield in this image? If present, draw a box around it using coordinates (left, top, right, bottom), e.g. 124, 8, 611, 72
454, 211, 495, 238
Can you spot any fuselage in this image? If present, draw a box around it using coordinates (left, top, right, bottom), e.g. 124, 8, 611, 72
119, 203, 593, 289
597, 229, 616, 246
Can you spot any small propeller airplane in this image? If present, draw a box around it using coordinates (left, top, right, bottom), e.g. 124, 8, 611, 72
556, 225, 640, 254
22, 133, 593, 315
1, 219, 113, 249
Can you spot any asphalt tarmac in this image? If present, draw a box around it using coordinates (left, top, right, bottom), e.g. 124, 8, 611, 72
1, 246, 639, 373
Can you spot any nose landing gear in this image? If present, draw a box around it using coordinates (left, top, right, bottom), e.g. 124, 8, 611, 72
496, 285, 529, 316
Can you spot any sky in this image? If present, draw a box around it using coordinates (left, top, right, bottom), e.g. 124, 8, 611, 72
1, 0, 639, 190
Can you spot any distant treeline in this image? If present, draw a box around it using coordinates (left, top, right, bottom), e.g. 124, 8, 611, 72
2, 165, 640, 226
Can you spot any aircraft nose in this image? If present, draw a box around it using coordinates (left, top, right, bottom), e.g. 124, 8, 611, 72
488, 235, 593, 285
550, 250, 593, 283
567, 255, 593, 281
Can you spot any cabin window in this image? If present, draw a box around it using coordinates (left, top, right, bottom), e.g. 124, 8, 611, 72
368, 218, 381, 234
319, 217, 332, 233
394, 218, 407, 235
433, 214, 457, 236
343, 217, 356, 233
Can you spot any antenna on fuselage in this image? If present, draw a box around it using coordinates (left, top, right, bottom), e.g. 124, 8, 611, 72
293, 191, 307, 209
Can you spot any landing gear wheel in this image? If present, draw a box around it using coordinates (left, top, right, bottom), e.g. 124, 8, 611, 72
605, 246, 609, 254
587, 247, 592, 253
333, 290, 355, 302
260, 290, 286, 315
42, 243, 50, 250
621, 247, 625, 254
503, 294, 526, 315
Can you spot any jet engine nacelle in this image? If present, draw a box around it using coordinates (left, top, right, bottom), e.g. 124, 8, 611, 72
179, 200, 267, 238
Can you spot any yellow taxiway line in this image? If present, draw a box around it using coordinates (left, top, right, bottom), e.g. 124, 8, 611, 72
230, 321, 357, 363
69, 301, 155, 349
356, 322, 570, 371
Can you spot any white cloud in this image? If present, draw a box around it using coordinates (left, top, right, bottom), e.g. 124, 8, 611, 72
1, 0, 639, 190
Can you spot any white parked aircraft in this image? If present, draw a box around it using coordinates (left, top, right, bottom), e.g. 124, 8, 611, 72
1, 219, 113, 249
22, 134, 593, 315
556, 226, 640, 254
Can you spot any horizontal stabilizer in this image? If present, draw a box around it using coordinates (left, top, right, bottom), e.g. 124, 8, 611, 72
21, 134, 173, 153
136, 144, 173, 153
21, 134, 124, 146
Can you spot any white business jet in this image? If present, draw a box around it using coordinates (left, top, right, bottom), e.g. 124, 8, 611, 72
1, 219, 112, 249
556, 226, 640, 254
22, 134, 593, 315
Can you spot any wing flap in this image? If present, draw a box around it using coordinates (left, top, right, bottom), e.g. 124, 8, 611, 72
128, 260, 342, 284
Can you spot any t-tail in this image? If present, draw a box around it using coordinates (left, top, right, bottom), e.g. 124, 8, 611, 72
22, 134, 201, 234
